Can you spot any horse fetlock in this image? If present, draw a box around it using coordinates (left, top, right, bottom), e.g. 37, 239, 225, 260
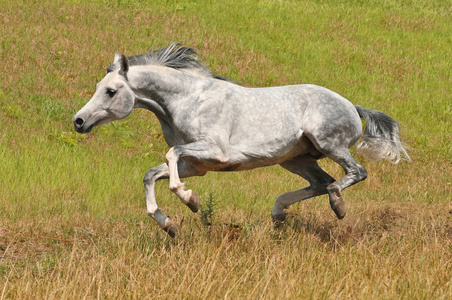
163, 217, 178, 238
327, 184, 347, 219
148, 208, 171, 228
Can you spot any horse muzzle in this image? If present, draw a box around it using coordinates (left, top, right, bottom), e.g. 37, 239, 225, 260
73, 116, 92, 133
73, 110, 113, 133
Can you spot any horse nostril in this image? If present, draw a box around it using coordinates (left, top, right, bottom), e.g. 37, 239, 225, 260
75, 118, 84, 126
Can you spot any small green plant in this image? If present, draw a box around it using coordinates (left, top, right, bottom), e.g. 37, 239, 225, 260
51, 130, 86, 147
200, 193, 216, 227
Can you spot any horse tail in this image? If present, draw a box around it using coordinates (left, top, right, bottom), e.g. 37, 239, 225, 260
354, 105, 411, 164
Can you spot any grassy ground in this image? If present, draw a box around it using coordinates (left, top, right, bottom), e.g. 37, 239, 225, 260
0, 0, 451, 298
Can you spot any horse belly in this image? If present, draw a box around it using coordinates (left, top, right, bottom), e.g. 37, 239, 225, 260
227, 130, 316, 170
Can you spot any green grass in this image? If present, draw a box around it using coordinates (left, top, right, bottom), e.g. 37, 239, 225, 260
0, 0, 451, 298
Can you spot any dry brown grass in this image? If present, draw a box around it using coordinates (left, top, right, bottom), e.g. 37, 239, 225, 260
1, 200, 451, 299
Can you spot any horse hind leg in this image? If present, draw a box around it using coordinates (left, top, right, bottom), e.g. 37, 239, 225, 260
272, 155, 336, 222
324, 148, 367, 219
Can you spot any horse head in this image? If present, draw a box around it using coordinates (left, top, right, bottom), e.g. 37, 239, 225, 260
73, 54, 134, 133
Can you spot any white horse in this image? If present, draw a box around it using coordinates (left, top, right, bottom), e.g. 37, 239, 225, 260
73, 43, 410, 237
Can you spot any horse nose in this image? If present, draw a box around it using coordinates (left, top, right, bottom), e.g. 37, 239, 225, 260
75, 118, 84, 126
74, 117, 84, 130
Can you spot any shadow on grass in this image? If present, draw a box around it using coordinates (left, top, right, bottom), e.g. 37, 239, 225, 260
272, 205, 408, 247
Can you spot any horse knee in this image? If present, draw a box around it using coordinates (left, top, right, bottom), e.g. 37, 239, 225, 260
143, 165, 168, 186
143, 171, 157, 186
143, 175, 152, 186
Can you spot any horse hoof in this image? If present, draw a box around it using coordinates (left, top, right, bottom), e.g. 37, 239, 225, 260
329, 196, 347, 219
328, 185, 347, 219
187, 191, 200, 213
272, 213, 286, 222
163, 218, 178, 238
272, 213, 286, 228
332, 202, 347, 219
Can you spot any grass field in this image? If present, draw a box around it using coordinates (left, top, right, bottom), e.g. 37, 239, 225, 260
0, 0, 451, 298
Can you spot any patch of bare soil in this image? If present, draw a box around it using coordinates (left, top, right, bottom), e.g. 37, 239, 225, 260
282, 205, 408, 246
0, 228, 59, 261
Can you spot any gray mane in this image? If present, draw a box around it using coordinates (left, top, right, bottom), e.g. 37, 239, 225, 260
107, 42, 229, 81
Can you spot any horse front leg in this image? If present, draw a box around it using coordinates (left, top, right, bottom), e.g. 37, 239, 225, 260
143, 164, 177, 237
166, 148, 202, 213
144, 162, 204, 238
166, 139, 228, 210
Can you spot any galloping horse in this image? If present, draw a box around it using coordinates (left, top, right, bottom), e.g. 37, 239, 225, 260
73, 43, 410, 237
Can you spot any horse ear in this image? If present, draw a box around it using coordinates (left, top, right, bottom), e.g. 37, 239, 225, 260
120, 54, 129, 73
113, 53, 121, 65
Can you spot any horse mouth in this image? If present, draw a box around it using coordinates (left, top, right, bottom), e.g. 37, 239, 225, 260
73, 112, 112, 134
74, 124, 94, 133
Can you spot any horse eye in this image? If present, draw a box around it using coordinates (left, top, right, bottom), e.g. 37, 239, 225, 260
106, 89, 117, 97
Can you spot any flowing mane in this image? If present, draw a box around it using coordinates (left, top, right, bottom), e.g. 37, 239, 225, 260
107, 42, 228, 80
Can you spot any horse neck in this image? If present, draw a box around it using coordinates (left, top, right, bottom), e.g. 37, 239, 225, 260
130, 65, 202, 104
129, 65, 205, 124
